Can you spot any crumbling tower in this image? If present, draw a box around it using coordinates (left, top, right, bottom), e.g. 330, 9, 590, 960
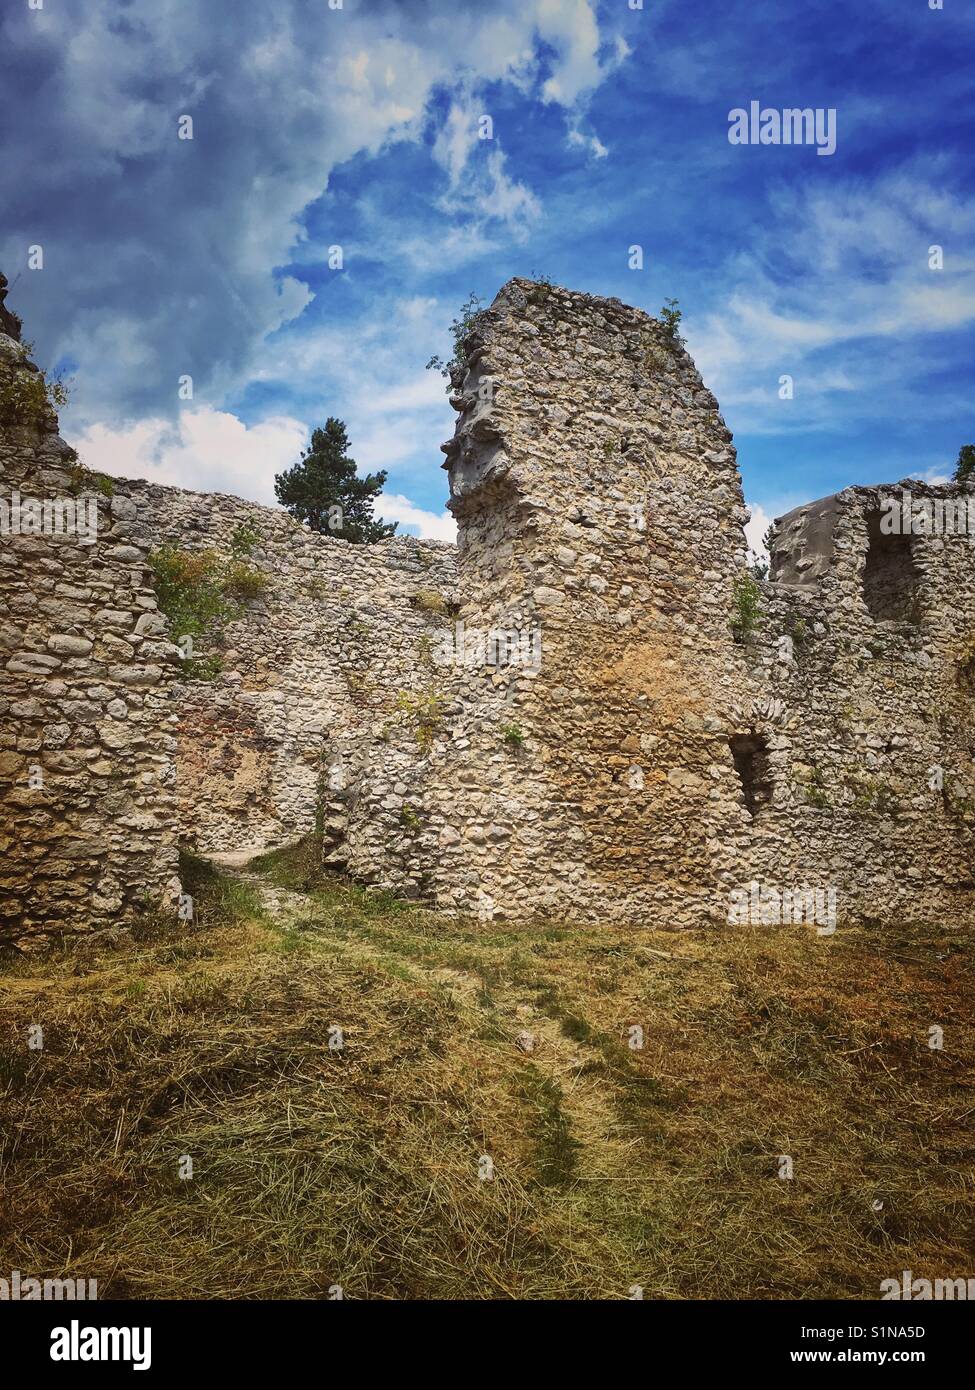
429, 278, 754, 924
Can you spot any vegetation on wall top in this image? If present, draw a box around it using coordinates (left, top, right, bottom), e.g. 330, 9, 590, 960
0, 344, 70, 428
426, 291, 486, 389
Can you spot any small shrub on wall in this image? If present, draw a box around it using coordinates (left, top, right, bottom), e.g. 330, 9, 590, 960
149, 536, 270, 681
731, 572, 763, 643
222, 560, 269, 601
0, 348, 70, 427
148, 545, 232, 680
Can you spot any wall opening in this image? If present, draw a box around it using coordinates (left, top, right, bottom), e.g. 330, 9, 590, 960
957, 648, 975, 695
729, 734, 773, 817
862, 512, 920, 623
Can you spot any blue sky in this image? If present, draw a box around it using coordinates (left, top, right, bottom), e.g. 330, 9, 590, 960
1, 0, 973, 548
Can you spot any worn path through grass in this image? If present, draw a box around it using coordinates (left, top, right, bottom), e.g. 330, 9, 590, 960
1, 839, 972, 1299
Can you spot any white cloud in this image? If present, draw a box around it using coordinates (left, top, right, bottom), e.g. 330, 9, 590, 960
566, 123, 609, 159
4, 0, 624, 428
430, 87, 541, 238
431, 91, 483, 189
537, 0, 604, 106
421, 0, 625, 232
687, 170, 975, 434
250, 294, 458, 478
73, 406, 457, 542
378, 494, 456, 541
904, 463, 953, 487
73, 408, 307, 505
393, 224, 500, 272
475, 148, 542, 234
365, 372, 449, 415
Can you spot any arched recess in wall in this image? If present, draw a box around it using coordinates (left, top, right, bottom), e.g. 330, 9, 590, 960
728, 732, 773, 817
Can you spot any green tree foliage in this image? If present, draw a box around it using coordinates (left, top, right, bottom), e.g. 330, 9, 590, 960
274, 418, 396, 543
750, 523, 776, 580
148, 546, 233, 680
731, 571, 763, 642
0, 341, 70, 427
953, 444, 975, 484
149, 525, 270, 681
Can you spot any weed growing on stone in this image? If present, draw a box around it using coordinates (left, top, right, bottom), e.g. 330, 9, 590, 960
943, 785, 975, 822
426, 291, 486, 388
344, 670, 372, 703
798, 764, 831, 809
638, 330, 671, 374
526, 274, 554, 306
148, 545, 232, 680
66, 459, 115, 497
659, 297, 686, 346
229, 518, 262, 558
731, 571, 763, 642
149, 540, 270, 678
411, 588, 446, 614
790, 616, 809, 648
221, 560, 269, 602
0, 343, 70, 426
844, 772, 898, 817
395, 689, 446, 750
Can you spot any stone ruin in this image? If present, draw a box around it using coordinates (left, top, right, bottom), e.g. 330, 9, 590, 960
2, 276, 973, 948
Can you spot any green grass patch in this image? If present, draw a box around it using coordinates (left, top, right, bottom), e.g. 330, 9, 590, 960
1, 858, 971, 1299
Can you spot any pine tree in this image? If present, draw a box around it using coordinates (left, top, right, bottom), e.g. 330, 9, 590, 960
953, 444, 975, 485
274, 418, 396, 543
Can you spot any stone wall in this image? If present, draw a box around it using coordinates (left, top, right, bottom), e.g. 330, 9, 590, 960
0, 329, 180, 948
355, 277, 755, 926
4, 277, 973, 945
335, 281, 974, 928
115, 484, 457, 862
728, 483, 975, 927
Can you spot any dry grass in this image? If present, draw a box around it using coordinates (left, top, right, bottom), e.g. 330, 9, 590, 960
1, 841, 972, 1300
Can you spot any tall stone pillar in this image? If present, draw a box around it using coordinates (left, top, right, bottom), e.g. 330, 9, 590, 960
431, 279, 752, 925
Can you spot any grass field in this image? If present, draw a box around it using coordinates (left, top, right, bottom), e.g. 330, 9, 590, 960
1, 840, 972, 1300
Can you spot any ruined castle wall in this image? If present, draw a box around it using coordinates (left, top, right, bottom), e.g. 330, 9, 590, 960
0, 331, 180, 947
112, 482, 457, 861
337, 285, 975, 930
726, 485, 975, 927
343, 278, 759, 926
5, 278, 973, 943
1, 322, 458, 943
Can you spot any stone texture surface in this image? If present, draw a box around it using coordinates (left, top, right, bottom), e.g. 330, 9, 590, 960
0, 332, 180, 947
3, 279, 973, 943
121, 484, 457, 860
